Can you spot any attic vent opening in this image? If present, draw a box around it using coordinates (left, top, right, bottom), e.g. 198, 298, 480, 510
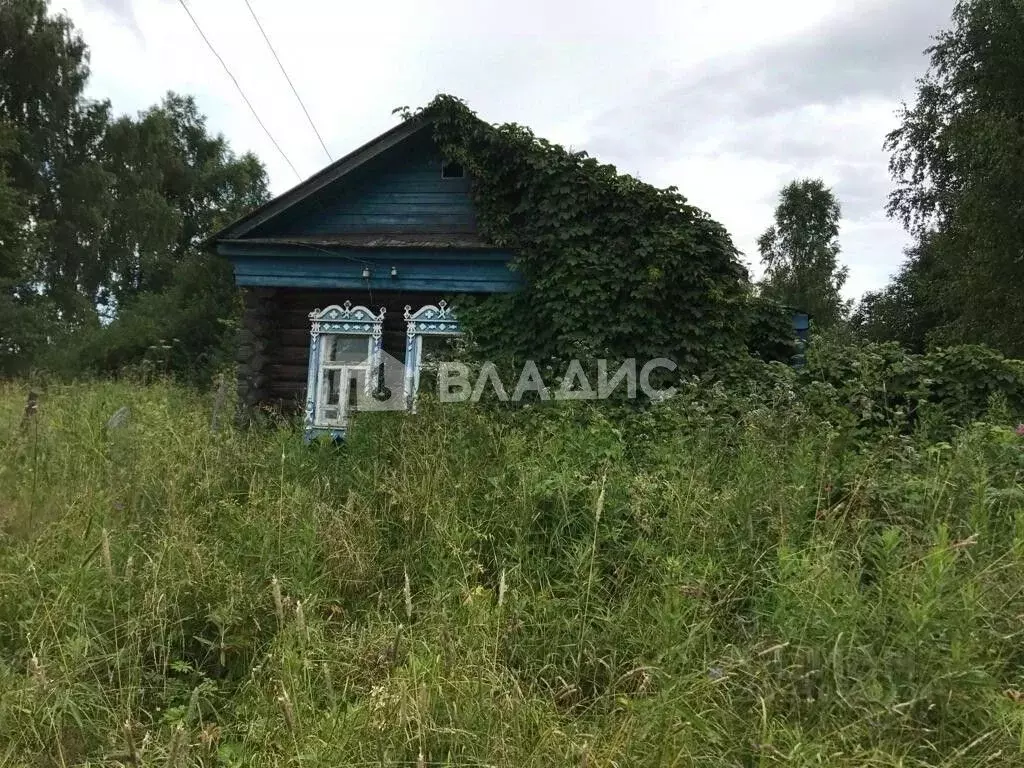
441, 161, 464, 179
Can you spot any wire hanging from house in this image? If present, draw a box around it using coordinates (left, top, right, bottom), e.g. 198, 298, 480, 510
176, 0, 302, 181
242, 0, 333, 163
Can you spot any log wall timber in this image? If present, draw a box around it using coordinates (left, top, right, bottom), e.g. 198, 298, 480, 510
236, 287, 277, 420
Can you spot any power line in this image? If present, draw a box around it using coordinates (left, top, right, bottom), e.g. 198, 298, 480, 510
243, 0, 333, 163
176, 0, 302, 181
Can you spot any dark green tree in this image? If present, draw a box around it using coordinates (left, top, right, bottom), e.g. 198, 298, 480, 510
0, 118, 52, 372
0, 120, 26, 285
100, 93, 268, 307
884, 0, 1024, 354
851, 237, 947, 351
0, 0, 114, 325
757, 179, 849, 328
62, 94, 270, 384
0, 0, 269, 379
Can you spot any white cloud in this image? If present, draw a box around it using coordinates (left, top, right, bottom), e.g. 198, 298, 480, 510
70, 0, 955, 299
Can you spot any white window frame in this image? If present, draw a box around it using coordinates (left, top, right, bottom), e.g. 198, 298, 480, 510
403, 301, 461, 411
305, 302, 384, 439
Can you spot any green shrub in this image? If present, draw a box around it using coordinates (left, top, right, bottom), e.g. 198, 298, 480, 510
802, 340, 1024, 438
38, 254, 238, 389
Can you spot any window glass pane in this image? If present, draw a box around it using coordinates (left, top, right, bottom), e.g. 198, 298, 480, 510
321, 366, 342, 425
348, 373, 359, 407
420, 335, 460, 369
325, 335, 370, 364
417, 334, 461, 399
323, 369, 342, 406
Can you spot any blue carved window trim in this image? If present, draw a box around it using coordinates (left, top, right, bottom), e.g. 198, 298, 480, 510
305, 301, 385, 442
403, 301, 461, 411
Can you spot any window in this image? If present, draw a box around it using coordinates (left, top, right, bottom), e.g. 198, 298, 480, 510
304, 302, 383, 439
316, 347, 372, 427
441, 161, 464, 179
323, 335, 370, 364
403, 301, 461, 409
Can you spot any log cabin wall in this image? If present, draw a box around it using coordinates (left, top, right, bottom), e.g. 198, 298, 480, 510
236, 287, 276, 415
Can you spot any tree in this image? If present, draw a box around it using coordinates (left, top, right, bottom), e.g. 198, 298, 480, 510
884, 0, 1024, 355
757, 179, 850, 328
850, 237, 945, 351
59, 94, 270, 384
0, 117, 52, 373
0, 0, 114, 325
0, 0, 269, 379
100, 94, 268, 308
0, 120, 25, 282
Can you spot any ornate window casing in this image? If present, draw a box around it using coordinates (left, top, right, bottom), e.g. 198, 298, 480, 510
305, 302, 384, 441
404, 301, 462, 410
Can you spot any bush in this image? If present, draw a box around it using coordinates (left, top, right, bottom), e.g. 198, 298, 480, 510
38, 254, 238, 388
801, 339, 1024, 438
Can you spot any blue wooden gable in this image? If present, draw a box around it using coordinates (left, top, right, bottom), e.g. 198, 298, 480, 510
248, 130, 478, 238
208, 114, 520, 294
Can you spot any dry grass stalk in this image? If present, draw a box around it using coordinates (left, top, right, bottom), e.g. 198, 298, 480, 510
28, 653, 46, 687
101, 528, 113, 579
404, 566, 413, 622
322, 661, 336, 704
123, 720, 140, 766
295, 599, 308, 642
166, 723, 188, 768
20, 391, 38, 433
271, 576, 284, 627
277, 682, 297, 735
185, 686, 201, 723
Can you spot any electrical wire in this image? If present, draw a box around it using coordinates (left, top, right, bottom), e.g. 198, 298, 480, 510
176, 0, 302, 181
242, 0, 333, 163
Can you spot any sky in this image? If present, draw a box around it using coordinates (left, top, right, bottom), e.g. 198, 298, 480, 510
61, 0, 956, 300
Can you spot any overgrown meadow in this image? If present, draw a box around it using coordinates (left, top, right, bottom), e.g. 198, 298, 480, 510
3, 359, 1024, 766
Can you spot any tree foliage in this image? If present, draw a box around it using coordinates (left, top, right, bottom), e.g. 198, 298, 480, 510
423, 95, 786, 380
0, 117, 52, 371
851, 236, 947, 352
100, 94, 268, 307
0, 0, 113, 324
877, 0, 1024, 354
802, 337, 1024, 439
758, 179, 849, 329
0, 0, 268, 379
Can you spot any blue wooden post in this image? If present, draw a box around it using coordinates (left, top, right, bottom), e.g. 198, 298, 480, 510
791, 311, 810, 367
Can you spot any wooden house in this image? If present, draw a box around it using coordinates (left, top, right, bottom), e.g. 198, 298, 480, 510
208, 112, 807, 440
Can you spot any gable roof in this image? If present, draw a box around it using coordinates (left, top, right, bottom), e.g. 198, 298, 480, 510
207, 111, 439, 245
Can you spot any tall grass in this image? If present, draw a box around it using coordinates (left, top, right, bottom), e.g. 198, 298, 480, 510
1, 379, 1024, 766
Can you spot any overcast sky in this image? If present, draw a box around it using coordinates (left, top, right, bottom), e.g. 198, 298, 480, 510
62, 0, 955, 299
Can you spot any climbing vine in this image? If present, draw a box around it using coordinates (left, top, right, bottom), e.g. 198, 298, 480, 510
411, 95, 791, 377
